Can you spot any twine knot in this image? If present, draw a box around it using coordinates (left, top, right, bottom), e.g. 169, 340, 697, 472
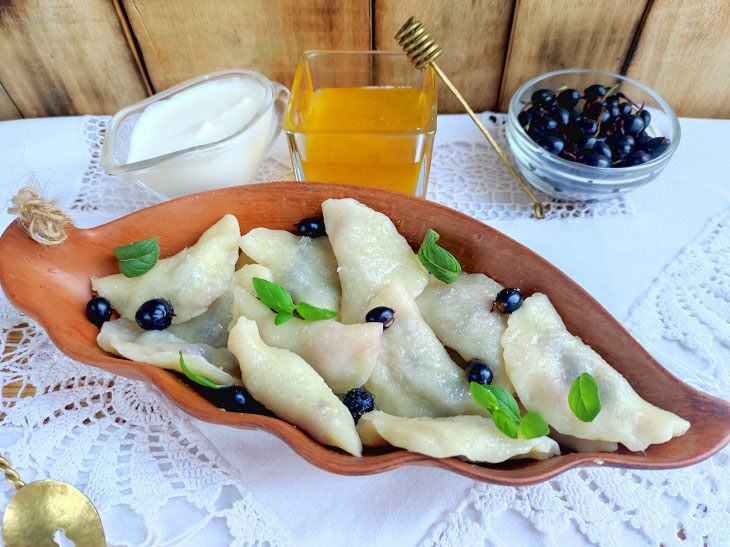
8, 186, 73, 245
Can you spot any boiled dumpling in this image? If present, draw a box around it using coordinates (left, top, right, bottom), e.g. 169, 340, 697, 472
240, 228, 340, 312
417, 273, 513, 392
322, 198, 427, 324
234, 263, 274, 294
98, 318, 241, 385
92, 215, 240, 323
228, 317, 362, 456
501, 293, 690, 451
167, 290, 234, 348
357, 411, 560, 462
231, 287, 382, 393
166, 262, 268, 347
365, 281, 488, 418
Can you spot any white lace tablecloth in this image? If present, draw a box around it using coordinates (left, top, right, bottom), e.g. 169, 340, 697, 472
1, 113, 728, 547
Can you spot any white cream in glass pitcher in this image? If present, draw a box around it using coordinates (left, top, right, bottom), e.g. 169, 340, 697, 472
102, 70, 289, 200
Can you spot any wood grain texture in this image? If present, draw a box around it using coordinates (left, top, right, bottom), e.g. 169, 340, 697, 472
122, 0, 371, 93
498, 0, 648, 111
0, 83, 21, 121
626, 0, 730, 119
374, 0, 514, 113
1, 182, 728, 485
0, 0, 148, 117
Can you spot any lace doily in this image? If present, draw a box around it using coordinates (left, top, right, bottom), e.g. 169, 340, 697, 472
0, 115, 727, 546
428, 115, 636, 221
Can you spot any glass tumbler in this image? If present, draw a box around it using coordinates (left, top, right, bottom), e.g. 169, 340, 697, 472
284, 51, 437, 197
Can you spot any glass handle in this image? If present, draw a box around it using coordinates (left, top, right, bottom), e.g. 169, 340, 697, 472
263, 82, 291, 157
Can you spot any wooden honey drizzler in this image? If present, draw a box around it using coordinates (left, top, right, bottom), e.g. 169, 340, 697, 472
396, 17, 545, 219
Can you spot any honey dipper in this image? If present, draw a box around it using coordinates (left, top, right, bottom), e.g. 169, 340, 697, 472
396, 17, 545, 219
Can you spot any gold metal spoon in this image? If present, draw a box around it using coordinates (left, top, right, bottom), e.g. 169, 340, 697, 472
395, 16, 546, 219
1, 455, 106, 547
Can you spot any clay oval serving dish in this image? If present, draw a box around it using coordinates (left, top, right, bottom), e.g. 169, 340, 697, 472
1, 181, 729, 486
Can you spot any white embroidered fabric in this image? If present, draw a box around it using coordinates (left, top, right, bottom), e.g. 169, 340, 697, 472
625, 208, 730, 398
0, 115, 727, 546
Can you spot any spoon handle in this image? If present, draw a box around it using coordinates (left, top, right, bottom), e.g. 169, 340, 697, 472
0, 455, 25, 490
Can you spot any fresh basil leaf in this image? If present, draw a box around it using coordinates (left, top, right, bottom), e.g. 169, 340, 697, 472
520, 410, 550, 439
568, 372, 602, 422
178, 352, 229, 389
113, 238, 160, 278
492, 408, 518, 439
274, 311, 293, 325
417, 229, 461, 284
422, 244, 461, 276
470, 381, 499, 413
422, 260, 460, 285
296, 302, 337, 321
252, 278, 295, 315
483, 385, 521, 424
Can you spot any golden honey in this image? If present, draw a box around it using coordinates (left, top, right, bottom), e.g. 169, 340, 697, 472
285, 52, 437, 197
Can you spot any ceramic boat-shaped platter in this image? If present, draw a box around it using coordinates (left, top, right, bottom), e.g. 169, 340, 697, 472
1, 182, 728, 485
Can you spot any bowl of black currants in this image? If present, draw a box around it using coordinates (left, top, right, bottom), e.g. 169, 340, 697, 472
506, 69, 680, 201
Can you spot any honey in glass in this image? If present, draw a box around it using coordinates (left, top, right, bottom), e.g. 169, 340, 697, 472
285, 51, 437, 197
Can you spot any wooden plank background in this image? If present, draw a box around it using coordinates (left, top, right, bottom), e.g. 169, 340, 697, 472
0, 0, 148, 117
0, 0, 728, 120
497, 0, 648, 112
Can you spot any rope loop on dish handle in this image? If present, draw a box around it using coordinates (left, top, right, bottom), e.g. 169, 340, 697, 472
7, 186, 73, 245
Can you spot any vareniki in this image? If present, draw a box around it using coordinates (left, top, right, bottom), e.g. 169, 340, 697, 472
501, 293, 689, 451
89, 199, 689, 463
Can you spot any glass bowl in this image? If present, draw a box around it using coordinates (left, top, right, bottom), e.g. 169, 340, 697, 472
506, 69, 680, 201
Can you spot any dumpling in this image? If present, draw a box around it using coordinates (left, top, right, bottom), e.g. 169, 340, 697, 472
417, 273, 513, 392
364, 281, 488, 418
167, 290, 234, 348
98, 318, 241, 385
239, 228, 340, 312
166, 261, 270, 347
322, 198, 427, 324
501, 293, 690, 451
358, 411, 560, 462
234, 263, 274, 294
92, 215, 240, 323
228, 316, 362, 456
231, 288, 382, 393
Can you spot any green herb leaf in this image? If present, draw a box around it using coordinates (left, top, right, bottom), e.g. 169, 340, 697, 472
113, 238, 160, 277
252, 278, 338, 325
178, 352, 229, 389
519, 410, 550, 439
482, 385, 522, 423
470, 381, 499, 413
568, 372, 602, 422
296, 302, 337, 321
274, 311, 293, 325
418, 229, 461, 284
471, 382, 531, 440
492, 408, 518, 439
252, 278, 295, 315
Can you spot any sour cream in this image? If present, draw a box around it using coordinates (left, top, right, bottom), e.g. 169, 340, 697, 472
120, 74, 278, 199
127, 78, 267, 163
